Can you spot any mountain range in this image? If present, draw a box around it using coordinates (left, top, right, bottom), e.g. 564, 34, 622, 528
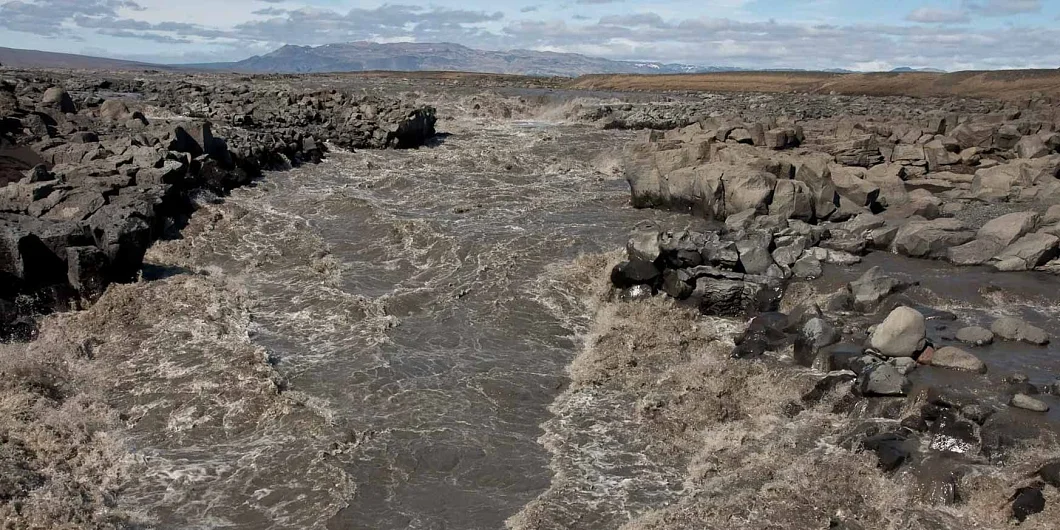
200, 42, 738, 76
1, 43, 947, 77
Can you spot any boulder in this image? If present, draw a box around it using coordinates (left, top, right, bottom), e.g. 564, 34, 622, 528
99, 99, 132, 121
1011, 394, 1049, 413
991, 317, 1049, 345
1016, 134, 1051, 159
930, 346, 987, 373
769, 179, 814, 221
610, 260, 661, 289
627, 223, 662, 263
723, 167, 776, 215
946, 238, 1004, 266
990, 232, 1059, 271
955, 326, 994, 346
977, 211, 1040, 247
735, 234, 775, 275
862, 432, 911, 471
858, 363, 912, 397
830, 166, 880, 207
893, 218, 975, 259
40, 87, 76, 114
848, 266, 909, 311
1011, 486, 1046, 523
863, 163, 908, 207
1044, 205, 1060, 226
1040, 461, 1060, 487
951, 122, 995, 150
792, 255, 822, 279
793, 317, 840, 366
870, 306, 927, 357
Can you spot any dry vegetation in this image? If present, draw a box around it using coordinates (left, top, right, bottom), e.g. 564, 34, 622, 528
0, 327, 132, 529
568, 70, 1060, 101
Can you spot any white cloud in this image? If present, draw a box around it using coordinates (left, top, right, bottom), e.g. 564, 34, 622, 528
906, 8, 971, 23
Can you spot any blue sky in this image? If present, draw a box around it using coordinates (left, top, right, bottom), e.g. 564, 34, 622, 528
0, 0, 1058, 70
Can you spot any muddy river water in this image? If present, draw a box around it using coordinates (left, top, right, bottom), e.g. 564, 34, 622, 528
29, 108, 1060, 528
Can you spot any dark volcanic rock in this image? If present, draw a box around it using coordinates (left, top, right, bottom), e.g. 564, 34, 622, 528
0, 70, 439, 336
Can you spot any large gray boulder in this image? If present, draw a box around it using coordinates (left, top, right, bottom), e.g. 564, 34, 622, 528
977, 211, 1040, 247
769, 179, 814, 221
870, 306, 926, 357
723, 167, 776, 215
893, 218, 975, 258
41, 87, 76, 114
990, 232, 1059, 271
946, 238, 1004, 266
848, 266, 909, 311
830, 165, 880, 207
1016, 135, 1052, 159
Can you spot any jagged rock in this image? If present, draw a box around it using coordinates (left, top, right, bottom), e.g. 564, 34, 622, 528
830, 166, 880, 207
794, 317, 840, 367
870, 306, 927, 358
977, 211, 1040, 247
1011, 486, 1046, 522
769, 179, 814, 221
991, 232, 1059, 271
792, 254, 822, 279
862, 431, 911, 471
724, 167, 776, 215
848, 266, 909, 311
627, 222, 662, 263
1039, 461, 1060, 487
946, 238, 1004, 266
859, 363, 912, 397
893, 218, 974, 259
735, 234, 774, 275
1016, 134, 1051, 159
610, 260, 661, 289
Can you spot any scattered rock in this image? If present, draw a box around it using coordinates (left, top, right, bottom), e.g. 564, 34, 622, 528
991, 317, 1050, 345
847, 266, 909, 311
858, 363, 912, 396
870, 307, 927, 358
955, 326, 994, 346
1011, 486, 1045, 522
929, 346, 987, 373
1011, 393, 1050, 412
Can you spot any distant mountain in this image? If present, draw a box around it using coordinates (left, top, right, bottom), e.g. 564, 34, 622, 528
204, 42, 737, 77
891, 67, 947, 73
0, 46, 166, 71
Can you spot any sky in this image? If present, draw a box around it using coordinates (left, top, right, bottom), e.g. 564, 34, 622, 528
0, 0, 1058, 71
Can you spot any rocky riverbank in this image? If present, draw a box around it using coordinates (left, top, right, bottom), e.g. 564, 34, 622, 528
591, 92, 1060, 526
1, 70, 437, 340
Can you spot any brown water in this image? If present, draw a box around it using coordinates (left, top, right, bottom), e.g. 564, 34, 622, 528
21, 106, 1060, 529
99, 116, 703, 529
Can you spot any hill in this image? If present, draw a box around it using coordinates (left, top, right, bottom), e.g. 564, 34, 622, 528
207, 42, 733, 77
0, 47, 163, 71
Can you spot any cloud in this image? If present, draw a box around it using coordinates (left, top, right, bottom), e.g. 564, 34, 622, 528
0, 0, 1058, 71
906, 8, 971, 23
962, 0, 1042, 15
0, 0, 142, 36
